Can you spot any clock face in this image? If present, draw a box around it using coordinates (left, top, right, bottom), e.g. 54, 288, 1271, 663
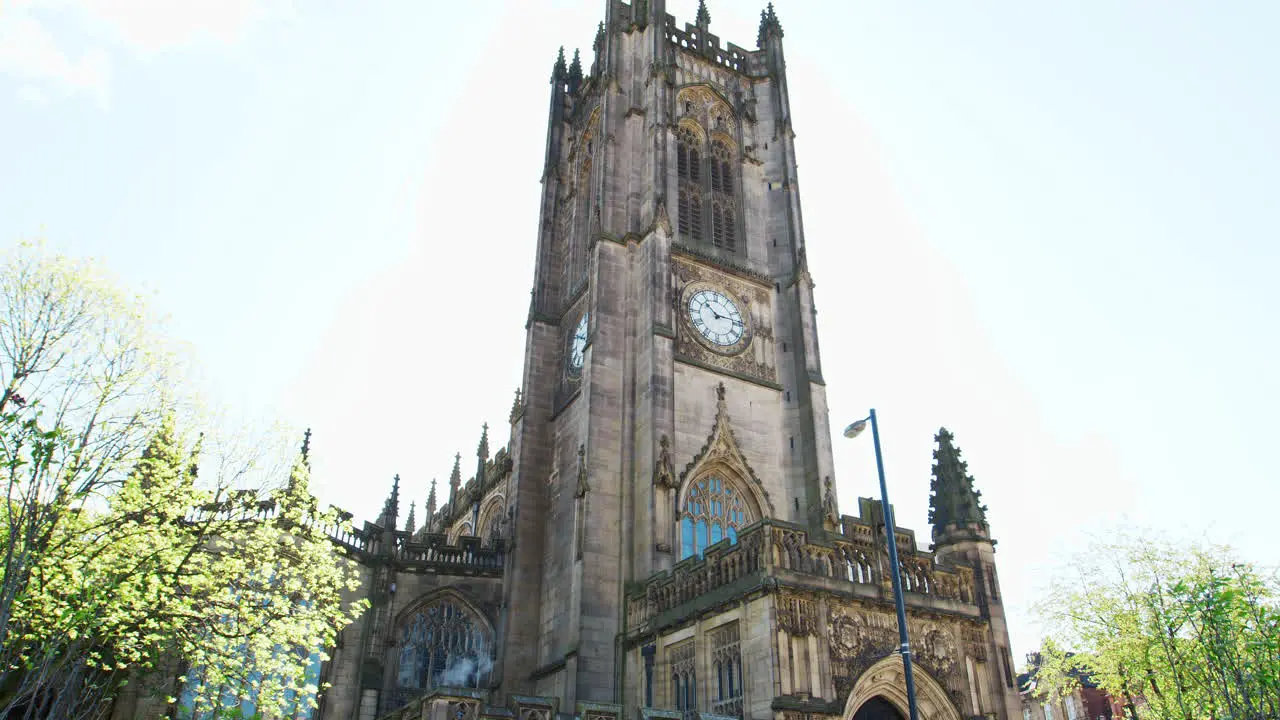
688, 289, 745, 347
568, 312, 588, 375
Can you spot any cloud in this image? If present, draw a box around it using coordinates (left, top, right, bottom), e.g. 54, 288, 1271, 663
0, 0, 291, 103
0, 7, 110, 103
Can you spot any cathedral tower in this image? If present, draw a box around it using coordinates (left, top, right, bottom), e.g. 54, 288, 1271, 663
309, 5, 1024, 720
501, 0, 838, 706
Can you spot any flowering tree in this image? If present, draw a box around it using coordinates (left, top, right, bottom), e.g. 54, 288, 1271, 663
1034, 533, 1280, 720
0, 242, 367, 719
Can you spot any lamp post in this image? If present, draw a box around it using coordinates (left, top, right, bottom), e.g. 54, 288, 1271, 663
844, 409, 920, 720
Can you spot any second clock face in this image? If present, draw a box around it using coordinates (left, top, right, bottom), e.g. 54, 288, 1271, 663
568, 312, 588, 375
688, 289, 745, 347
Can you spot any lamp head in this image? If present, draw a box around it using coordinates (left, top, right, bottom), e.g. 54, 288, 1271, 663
843, 419, 868, 439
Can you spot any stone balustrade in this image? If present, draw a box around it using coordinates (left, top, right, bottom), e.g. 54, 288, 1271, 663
185, 498, 504, 577
627, 520, 976, 634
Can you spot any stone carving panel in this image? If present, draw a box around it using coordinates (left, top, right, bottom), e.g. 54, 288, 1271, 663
673, 257, 775, 384
829, 606, 970, 710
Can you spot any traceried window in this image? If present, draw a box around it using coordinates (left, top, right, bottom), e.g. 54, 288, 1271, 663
675, 121, 738, 254
670, 640, 697, 714
395, 596, 491, 702
680, 475, 750, 560
710, 622, 744, 718
710, 139, 733, 194
677, 126, 703, 240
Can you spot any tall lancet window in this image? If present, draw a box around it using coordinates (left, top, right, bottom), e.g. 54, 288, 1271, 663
677, 125, 704, 240
680, 475, 750, 560
709, 139, 737, 252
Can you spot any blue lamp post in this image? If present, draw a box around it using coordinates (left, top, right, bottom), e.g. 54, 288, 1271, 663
844, 409, 920, 720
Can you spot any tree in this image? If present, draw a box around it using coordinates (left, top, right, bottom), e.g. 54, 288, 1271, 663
0, 242, 367, 719
1034, 532, 1280, 720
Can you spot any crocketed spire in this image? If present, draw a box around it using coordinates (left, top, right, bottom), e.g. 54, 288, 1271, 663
448, 453, 462, 509
696, 0, 711, 27
552, 46, 567, 82
928, 428, 990, 543
380, 473, 401, 528
757, 3, 783, 48
567, 48, 583, 93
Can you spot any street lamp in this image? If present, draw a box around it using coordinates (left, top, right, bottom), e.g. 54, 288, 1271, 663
844, 409, 920, 720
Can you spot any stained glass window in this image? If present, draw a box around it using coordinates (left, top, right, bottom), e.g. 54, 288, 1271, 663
680, 476, 751, 560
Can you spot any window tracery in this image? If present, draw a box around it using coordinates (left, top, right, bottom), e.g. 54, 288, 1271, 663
680, 475, 751, 560
395, 596, 492, 696
669, 640, 697, 714
673, 89, 739, 254
711, 622, 744, 718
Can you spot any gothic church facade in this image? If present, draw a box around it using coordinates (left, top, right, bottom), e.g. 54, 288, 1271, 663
315, 4, 1023, 720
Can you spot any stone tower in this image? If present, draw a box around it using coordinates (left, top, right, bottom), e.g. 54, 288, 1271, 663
501, 0, 837, 706
302, 5, 1026, 720
928, 428, 1022, 720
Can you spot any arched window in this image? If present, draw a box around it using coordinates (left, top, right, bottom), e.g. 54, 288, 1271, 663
395, 596, 491, 697
711, 140, 733, 194
677, 126, 704, 241
680, 475, 751, 560
673, 93, 738, 254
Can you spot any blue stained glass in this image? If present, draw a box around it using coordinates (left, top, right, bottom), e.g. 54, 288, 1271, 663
681, 517, 694, 559
711, 522, 723, 545
696, 519, 708, 553
728, 526, 737, 544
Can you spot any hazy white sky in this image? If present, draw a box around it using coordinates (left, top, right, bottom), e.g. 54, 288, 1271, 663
3, 0, 1278, 665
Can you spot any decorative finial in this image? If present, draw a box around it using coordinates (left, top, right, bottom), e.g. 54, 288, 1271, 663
406, 501, 416, 534
478, 423, 490, 459
427, 477, 438, 518
575, 444, 590, 498
567, 48, 583, 93
757, 2, 783, 47
696, 0, 711, 27
510, 387, 524, 423
382, 473, 401, 526
300, 427, 312, 466
594, 21, 606, 52
553, 46, 567, 81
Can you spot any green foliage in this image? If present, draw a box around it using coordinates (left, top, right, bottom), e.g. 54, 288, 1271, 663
1034, 533, 1280, 720
0, 241, 367, 719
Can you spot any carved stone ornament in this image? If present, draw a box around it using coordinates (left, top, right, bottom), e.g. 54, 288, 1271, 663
676, 84, 736, 134
776, 593, 819, 637
679, 383, 774, 515
655, 434, 676, 488
823, 476, 838, 526
654, 199, 673, 237
828, 608, 898, 701
450, 700, 481, 720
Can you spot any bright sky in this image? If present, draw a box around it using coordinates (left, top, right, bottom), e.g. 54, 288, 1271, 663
3, 0, 1278, 666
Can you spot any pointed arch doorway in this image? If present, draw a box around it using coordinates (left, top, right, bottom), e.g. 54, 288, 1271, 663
853, 697, 906, 720
842, 656, 963, 720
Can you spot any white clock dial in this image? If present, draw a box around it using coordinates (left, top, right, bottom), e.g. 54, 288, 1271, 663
568, 312, 588, 375
688, 289, 745, 347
